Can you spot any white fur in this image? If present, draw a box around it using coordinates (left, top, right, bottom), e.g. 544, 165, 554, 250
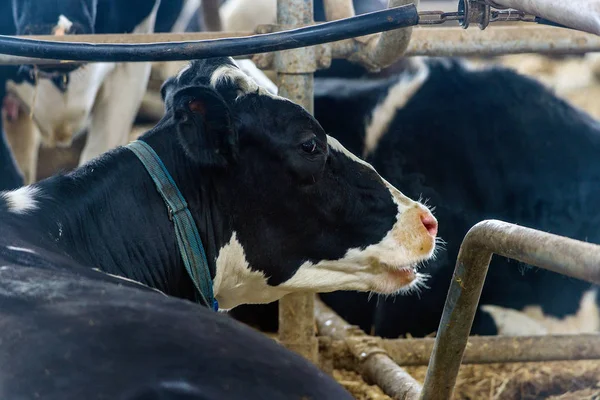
0, 186, 40, 214
6, 246, 36, 254
220, 0, 276, 32
364, 59, 430, 157
210, 58, 280, 100
56, 15, 73, 33
213, 232, 288, 309
233, 59, 278, 95
482, 289, 600, 336
327, 135, 375, 170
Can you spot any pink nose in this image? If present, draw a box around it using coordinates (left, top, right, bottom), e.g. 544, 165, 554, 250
420, 213, 438, 237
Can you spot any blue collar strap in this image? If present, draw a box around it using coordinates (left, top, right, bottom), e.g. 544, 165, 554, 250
126, 140, 218, 311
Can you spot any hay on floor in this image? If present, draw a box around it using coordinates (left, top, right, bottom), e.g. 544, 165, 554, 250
405, 360, 600, 400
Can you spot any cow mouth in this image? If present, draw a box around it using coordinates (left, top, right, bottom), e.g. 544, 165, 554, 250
367, 262, 418, 294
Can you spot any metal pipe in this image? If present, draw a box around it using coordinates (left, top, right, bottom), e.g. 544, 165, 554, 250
420, 220, 600, 400
332, 25, 600, 61
0, 32, 252, 66
3, 24, 600, 66
276, 0, 319, 365
362, 0, 418, 70
0, 6, 418, 62
488, 0, 600, 36
321, 335, 600, 366
316, 298, 423, 400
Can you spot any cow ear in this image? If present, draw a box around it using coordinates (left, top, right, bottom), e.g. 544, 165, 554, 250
160, 77, 176, 109
172, 86, 238, 168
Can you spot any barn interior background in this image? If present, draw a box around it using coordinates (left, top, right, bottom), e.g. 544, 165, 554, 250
2, 0, 600, 398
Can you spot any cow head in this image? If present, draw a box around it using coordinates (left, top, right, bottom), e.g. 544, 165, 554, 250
149, 58, 438, 309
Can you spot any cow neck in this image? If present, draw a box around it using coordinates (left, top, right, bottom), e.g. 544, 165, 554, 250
29, 140, 226, 305
126, 139, 216, 311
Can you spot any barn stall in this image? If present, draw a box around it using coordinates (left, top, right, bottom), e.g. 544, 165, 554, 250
2, 0, 600, 398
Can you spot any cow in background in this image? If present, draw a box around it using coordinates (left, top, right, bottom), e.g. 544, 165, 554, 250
2, 0, 161, 184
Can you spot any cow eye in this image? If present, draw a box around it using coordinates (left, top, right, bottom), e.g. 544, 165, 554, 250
301, 138, 317, 154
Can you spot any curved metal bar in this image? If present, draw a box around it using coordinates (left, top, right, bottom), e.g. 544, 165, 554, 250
0, 5, 418, 62
420, 220, 600, 400
364, 0, 418, 69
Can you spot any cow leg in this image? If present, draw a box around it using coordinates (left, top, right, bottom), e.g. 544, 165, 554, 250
2, 97, 40, 184
81, 61, 152, 165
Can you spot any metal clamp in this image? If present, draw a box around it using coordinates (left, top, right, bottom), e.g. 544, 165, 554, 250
418, 0, 538, 30
458, 0, 491, 30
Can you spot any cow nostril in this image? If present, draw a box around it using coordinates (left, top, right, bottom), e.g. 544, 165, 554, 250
420, 213, 438, 237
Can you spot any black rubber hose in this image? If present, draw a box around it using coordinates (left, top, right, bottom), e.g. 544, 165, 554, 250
0, 5, 418, 62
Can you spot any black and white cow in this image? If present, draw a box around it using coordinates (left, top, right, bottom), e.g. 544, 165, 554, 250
0, 251, 354, 399
317, 57, 600, 337
3, 0, 160, 184
231, 57, 600, 337
0, 54, 437, 309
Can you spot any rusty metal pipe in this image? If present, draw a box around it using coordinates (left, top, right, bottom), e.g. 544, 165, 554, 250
362, 0, 418, 70
321, 335, 600, 366
420, 220, 600, 400
316, 298, 423, 400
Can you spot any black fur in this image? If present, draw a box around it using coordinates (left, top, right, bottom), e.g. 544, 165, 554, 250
0, 259, 352, 399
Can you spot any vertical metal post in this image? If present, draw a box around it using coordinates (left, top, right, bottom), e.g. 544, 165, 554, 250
275, 0, 319, 364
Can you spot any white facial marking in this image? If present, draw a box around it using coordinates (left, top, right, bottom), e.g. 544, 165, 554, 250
210, 58, 280, 100
482, 289, 600, 335
0, 186, 40, 214
364, 59, 430, 157
6, 246, 36, 254
327, 135, 374, 170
